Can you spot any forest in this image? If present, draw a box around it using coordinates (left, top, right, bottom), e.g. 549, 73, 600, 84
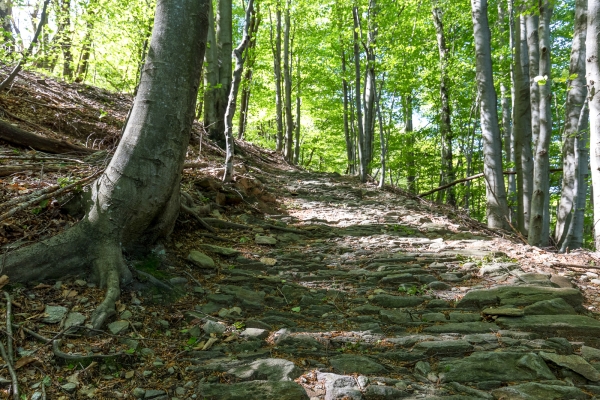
0, 0, 596, 251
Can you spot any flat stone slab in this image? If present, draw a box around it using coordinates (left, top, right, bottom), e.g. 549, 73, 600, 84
523, 298, 577, 315
482, 306, 524, 317
198, 244, 240, 257
439, 352, 555, 383
255, 234, 277, 245
456, 286, 583, 310
540, 351, 600, 381
42, 305, 68, 324
413, 340, 473, 356
197, 381, 309, 400
496, 315, 600, 340
370, 294, 424, 308
424, 322, 498, 334
491, 383, 590, 400
329, 354, 387, 375
227, 358, 302, 381
188, 251, 215, 268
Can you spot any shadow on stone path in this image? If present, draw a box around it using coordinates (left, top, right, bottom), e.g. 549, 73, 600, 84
179, 170, 600, 400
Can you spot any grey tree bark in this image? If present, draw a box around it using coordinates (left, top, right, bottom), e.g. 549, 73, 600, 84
210, 0, 232, 148
223, 0, 254, 182
528, 0, 553, 247
237, 5, 260, 140
512, 9, 533, 234
342, 49, 354, 174
556, 0, 588, 249
352, 6, 367, 182
294, 52, 301, 164
405, 94, 416, 192
203, 0, 218, 140
1, 0, 209, 327
432, 4, 455, 206
283, 0, 294, 162
471, 0, 509, 229
0, 0, 13, 51
526, 14, 540, 150
499, 1, 514, 218
587, 0, 600, 250
269, 4, 284, 152
362, 0, 377, 171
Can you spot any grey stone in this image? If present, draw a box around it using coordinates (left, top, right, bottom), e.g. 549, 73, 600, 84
540, 351, 600, 381
144, 390, 167, 399
203, 320, 227, 335
370, 295, 424, 308
61, 383, 77, 393
482, 306, 524, 317
31, 393, 42, 400
197, 381, 309, 400
479, 263, 520, 276
198, 244, 240, 257
439, 352, 555, 383
220, 285, 266, 306
42, 305, 68, 324
448, 312, 482, 322
107, 320, 129, 335
120, 310, 133, 320
255, 234, 277, 245
133, 388, 146, 398
523, 298, 577, 315
240, 328, 269, 339
329, 355, 387, 375
169, 277, 188, 286
551, 275, 575, 288
64, 312, 86, 328
581, 346, 600, 362
491, 383, 590, 400
246, 319, 272, 330
227, 358, 302, 381
414, 361, 431, 376
364, 385, 409, 399
317, 372, 364, 400
379, 310, 411, 324
379, 274, 419, 285
276, 333, 323, 349
457, 286, 583, 310
424, 322, 498, 334
496, 315, 600, 340
413, 340, 474, 356
188, 251, 215, 268
428, 281, 451, 290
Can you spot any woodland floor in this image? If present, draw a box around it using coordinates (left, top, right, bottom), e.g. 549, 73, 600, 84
1, 69, 600, 399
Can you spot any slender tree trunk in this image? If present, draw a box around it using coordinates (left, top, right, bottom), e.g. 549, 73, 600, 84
471, 0, 509, 229
342, 49, 354, 174
362, 0, 377, 171
294, 51, 301, 164
499, 1, 514, 218
269, 5, 284, 152
237, 4, 260, 140
527, 14, 540, 149
211, 0, 232, 148
528, 1, 553, 246
405, 94, 416, 192
204, 1, 218, 138
587, 0, 600, 250
556, 0, 588, 248
2, 0, 209, 328
353, 6, 366, 182
432, 4, 455, 206
75, 10, 95, 83
223, 0, 254, 182
57, 0, 73, 79
283, 0, 294, 162
376, 83, 385, 189
0, 0, 13, 52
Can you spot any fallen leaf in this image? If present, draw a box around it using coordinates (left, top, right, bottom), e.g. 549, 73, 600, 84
15, 357, 37, 370
260, 257, 277, 266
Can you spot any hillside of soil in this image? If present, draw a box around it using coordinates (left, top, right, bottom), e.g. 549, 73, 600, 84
1, 69, 600, 399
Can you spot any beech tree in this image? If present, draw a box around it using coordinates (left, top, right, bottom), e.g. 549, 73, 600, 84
588, 0, 600, 250
1, 0, 209, 327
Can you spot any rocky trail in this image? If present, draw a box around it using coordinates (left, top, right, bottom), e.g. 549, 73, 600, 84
2, 70, 600, 399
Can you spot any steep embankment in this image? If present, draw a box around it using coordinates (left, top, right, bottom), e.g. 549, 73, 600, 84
1, 71, 600, 399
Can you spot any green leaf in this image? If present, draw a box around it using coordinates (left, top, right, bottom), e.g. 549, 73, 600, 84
125, 348, 136, 354
291, 306, 301, 312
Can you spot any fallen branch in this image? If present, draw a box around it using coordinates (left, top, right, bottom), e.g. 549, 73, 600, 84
3, 292, 13, 366
551, 263, 600, 271
52, 339, 126, 363
264, 223, 307, 235
201, 218, 251, 230
418, 168, 563, 198
0, 118, 95, 155
0, 164, 63, 177
0, 341, 18, 400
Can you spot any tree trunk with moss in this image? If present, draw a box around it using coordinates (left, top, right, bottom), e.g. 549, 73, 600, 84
1, 0, 209, 328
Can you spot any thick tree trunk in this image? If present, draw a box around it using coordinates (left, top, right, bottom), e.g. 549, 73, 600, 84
352, 6, 366, 183
513, 10, 534, 234
527, 14, 540, 150
587, 0, 600, 250
471, 0, 509, 229
203, 1, 218, 138
223, 0, 254, 181
283, 1, 294, 162
2, 0, 209, 327
556, 0, 588, 249
528, 1, 553, 246
499, 1, 514, 218
0, 0, 13, 51
211, 0, 232, 148
432, 4, 455, 206
270, 5, 284, 152
362, 0, 377, 171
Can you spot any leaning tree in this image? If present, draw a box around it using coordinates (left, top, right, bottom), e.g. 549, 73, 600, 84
1, 0, 209, 328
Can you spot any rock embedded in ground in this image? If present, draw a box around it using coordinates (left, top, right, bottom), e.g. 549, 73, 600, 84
496, 315, 600, 341
491, 382, 590, 400
188, 250, 215, 268
198, 244, 240, 257
42, 305, 68, 324
197, 381, 309, 400
227, 358, 302, 381
457, 285, 584, 310
108, 320, 129, 335
255, 234, 277, 245
64, 312, 86, 328
540, 351, 600, 381
329, 354, 387, 375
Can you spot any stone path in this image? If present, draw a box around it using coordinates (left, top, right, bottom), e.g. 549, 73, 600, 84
153, 170, 600, 399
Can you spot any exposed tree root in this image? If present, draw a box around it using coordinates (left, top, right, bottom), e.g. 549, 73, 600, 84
180, 203, 216, 233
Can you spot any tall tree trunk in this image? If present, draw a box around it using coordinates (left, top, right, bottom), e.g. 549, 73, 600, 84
471, 0, 509, 229
352, 6, 367, 182
0, 0, 13, 51
283, 0, 294, 162
269, 5, 284, 152
211, 0, 232, 148
499, 1, 514, 218
376, 83, 385, 189
405, 94, 416, 192
432, 4, 455, 206
294, 51, 301, 164
513, 9, 534, 234
75, 10, 95, 84
237, 5, 260, 140
362, 0, 377, 171
223, 0, 254, 182
587, 0, 600, 250
556, 0, 588, 249
1, 0, 209, 328
527, 14, 540, 150
58, 0, 73, 79
204, 0, 218, 138
528, 0, 553, 246
342, 49, 354, 174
